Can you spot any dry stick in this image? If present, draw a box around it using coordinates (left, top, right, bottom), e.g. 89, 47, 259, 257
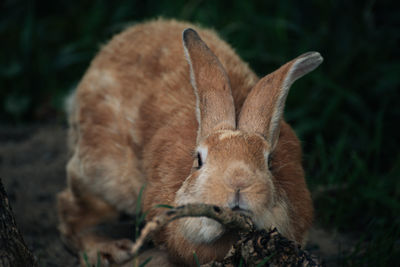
129, 203, 254, 255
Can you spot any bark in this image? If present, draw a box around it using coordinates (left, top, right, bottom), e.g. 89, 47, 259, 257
0, 177, 37, 267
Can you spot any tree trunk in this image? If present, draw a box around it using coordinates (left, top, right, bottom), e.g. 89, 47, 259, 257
0, 177, 37, 267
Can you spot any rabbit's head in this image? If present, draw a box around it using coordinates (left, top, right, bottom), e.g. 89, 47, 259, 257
175, 29, 322, 244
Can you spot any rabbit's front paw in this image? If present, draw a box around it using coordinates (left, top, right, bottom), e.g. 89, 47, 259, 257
180, 217, 225, 244
80, 238, 134, 267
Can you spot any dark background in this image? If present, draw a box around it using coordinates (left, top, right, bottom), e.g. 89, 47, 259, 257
1, 0, 399, 266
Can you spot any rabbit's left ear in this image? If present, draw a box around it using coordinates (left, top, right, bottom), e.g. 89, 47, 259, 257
238, 52, 323, 149
183, 28, 236, 142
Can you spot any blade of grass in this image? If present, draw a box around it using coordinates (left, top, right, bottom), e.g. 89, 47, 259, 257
193, 251, 200, 267
135, 184, 146, 239
255, 253, 275, 267
238, 257, 244, 267
96, 251, 101, 267
82, 252, 90, 267
139, 256, 153, 267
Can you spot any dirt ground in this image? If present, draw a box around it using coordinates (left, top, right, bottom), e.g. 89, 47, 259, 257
0, 124, 353, 266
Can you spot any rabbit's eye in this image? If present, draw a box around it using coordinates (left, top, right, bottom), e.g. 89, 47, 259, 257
197, 152, 203, 169
268, 154, 273, 171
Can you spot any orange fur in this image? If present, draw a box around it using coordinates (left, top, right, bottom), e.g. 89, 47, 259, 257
58, 18, 321, 266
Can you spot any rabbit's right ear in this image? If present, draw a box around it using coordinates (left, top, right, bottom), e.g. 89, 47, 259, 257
238, 52, 323, 150
183, 28, 236, 142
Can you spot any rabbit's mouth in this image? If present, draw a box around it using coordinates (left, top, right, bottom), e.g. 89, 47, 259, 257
231, 206, 252, 216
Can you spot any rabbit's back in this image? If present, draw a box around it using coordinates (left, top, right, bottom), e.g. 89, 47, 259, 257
71, 19, 258, 155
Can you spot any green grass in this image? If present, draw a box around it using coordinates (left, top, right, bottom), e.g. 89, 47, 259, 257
1, 0, 399, 265
193, 251, 201, 267
138, 257, 152, 267
82, 252, 101, 267
135, 185, 147, 240
255, 253, 275, 267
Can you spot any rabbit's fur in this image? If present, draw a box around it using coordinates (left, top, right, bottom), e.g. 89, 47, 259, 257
58, 19, 322, 266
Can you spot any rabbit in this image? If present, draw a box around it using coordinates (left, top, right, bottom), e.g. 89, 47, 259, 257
57, 18, 322, 266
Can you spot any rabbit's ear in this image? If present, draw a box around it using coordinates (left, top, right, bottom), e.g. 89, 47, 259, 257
183, 28, 236, 141
238, 52, 323, 149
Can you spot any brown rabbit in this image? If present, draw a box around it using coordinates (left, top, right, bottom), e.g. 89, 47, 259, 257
57, 19, 322, 266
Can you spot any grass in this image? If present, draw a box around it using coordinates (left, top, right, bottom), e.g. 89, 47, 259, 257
1, 0, 399, 265
255, 253, 275, 267
193, 251, 201, 267
133, 185, 152, 267
135, 185, 147, 240
82, 252, 101, 267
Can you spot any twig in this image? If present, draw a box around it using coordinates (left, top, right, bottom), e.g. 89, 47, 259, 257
129, 203, 253, 255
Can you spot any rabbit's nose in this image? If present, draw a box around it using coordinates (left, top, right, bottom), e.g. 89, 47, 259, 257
224, 167, 252, 190
228, 180, 251, 191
